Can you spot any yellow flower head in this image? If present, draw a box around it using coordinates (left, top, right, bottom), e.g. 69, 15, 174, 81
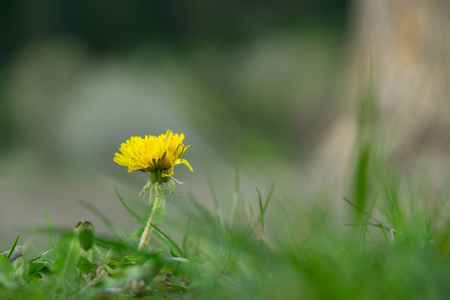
113, 130, 193, 179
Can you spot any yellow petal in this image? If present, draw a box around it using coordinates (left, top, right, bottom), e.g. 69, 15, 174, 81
174, 158, 193, 172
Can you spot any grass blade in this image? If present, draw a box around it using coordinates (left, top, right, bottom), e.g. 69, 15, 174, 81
44, 207, 57, 259
257, 188, 264, 229
164, 257, 205, 272
28, 243, 53, 264
188, 193, 221, 229
115, 187, 145, 226
182, 218, 191, 256
6, 235, 20, 260
78, 199, 126, 241
207, 176, 225, 229
243, 196, 255, 234
151, 223, 187, 259
263, 182, 276, 212
257, 184, 276, 231
230, 168, 240, 233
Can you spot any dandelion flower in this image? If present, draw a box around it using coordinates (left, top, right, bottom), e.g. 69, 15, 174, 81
114, 130, 193, 251
114, 129, 193, 180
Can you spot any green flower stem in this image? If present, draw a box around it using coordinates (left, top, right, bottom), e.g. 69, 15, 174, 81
138, 186, 162, 251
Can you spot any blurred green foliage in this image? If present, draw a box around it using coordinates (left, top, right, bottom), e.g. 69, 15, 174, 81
0, 81, 15, 147
0, 1, 350, 161
0, 0, 348, 62
0, 168, 449, 299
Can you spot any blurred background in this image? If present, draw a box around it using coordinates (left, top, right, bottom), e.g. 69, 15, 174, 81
2, 0, 450, 248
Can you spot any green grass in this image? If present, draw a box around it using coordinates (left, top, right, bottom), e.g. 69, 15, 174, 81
0, 167, 449, 299
1, 87, 450, 299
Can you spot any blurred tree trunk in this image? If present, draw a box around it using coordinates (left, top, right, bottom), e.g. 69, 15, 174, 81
316, 0, 450, 186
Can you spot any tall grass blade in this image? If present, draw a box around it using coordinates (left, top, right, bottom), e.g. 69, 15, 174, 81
257, 183, 276, 230
115, 187, 145, 225
230, 168, 240, 233
6, 235, 20, 260
243, 196, 255, 234
207, 176, 225, 229
353, 143, 371, 220
44, 207, 57, 259
352, 73, 376, 221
